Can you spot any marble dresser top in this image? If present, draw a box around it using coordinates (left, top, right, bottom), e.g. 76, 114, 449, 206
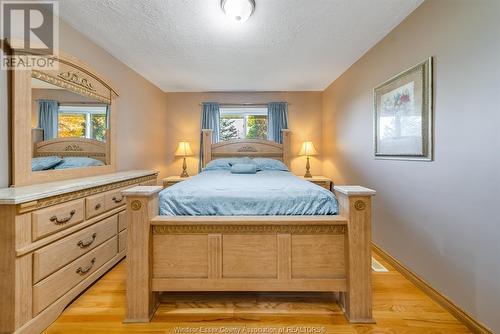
0, 170, 158, 205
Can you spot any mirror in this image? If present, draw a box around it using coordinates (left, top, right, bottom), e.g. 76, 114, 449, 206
9, 45, 118, 186
31, 77, 110, 171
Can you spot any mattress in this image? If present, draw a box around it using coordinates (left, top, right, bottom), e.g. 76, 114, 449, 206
159, 170, 338, 216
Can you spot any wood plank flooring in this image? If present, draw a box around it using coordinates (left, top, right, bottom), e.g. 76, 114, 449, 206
44, 253, 472, 334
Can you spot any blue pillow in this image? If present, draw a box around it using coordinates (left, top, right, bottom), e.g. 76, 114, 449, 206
54, 157, 105, 169
204, 157, 255, 171
32, 156, 63, 171
204, 158, 235, 170
253, 158, 289, 171
229, 157, 255, 166
231, 163, 257, 174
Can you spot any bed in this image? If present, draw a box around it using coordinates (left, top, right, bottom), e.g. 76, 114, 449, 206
31, 128, 108, 170
123, 129, 376, 323
159, 169, 338, 215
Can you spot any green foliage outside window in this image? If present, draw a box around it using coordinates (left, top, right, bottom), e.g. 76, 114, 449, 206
58, 114, 86, 138
91, 114, 107, 141
246, 115, 267, 139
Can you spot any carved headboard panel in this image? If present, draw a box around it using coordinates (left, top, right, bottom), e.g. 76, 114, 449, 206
202, 129, 290, 168
32, 129, 108, 163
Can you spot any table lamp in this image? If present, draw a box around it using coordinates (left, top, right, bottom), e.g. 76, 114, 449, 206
299, 141, 318, 178
174, 141, 194, 177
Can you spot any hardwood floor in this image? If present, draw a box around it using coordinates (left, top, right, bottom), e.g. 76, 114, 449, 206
44, 253, 471, 334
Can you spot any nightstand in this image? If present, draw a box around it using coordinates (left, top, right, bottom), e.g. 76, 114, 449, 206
298, 175, 333, 191
162, 175, 192, 188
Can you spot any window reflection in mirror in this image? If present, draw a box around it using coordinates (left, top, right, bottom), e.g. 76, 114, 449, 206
31, 77, 110, 172
58, 105, 107, 141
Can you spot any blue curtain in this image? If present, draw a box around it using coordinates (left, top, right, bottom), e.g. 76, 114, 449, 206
38, 100, 59, 140
199, 102, 220, 170
201, 102, 220, 142
267, 102, 288, 143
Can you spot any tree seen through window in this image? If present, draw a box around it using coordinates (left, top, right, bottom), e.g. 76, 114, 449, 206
219, 107, 267, 141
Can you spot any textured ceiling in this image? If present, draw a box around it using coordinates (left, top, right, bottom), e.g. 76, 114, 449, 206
59, 0, 423, 92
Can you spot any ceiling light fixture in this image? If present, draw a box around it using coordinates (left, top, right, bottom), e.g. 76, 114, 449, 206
221, 0, 255, 23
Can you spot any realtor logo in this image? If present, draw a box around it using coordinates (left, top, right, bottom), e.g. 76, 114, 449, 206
1, 0, 59, 69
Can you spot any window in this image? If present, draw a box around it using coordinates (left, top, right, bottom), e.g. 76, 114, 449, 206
220, 107, 267, 141
58, 105, 107, 141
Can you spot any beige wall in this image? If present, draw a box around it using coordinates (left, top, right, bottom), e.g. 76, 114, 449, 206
322, 0, 500, 332
165, 92, 323, 177
0, 49, 8, 188
58, 20, 169, 179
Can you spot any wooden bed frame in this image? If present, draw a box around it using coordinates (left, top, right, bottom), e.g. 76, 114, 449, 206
32, 128, 109, 164
122, 129, 376, 323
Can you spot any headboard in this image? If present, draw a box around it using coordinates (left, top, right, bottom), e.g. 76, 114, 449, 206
201, 129, 291, 168
32, 128, 109, 163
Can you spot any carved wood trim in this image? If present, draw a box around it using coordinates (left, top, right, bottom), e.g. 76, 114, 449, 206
57, 71, 97, 91
63, 144, 84, 152
152, 224, 345, 235
16, 174, 157, 214
32, 70, 111, 104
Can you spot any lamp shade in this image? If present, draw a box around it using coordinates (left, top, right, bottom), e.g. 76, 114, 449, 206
299, 141, 318, 156
174, 142, 194, 157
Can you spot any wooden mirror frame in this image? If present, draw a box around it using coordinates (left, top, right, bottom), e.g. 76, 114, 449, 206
9, 41, 119, 186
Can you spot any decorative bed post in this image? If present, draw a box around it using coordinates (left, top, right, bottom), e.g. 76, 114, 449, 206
122, 186, 162, 322
202, 129, 212, 168
334, 185, 376, 323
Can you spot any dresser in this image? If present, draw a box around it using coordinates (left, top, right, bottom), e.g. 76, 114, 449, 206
0, 170, 157, 334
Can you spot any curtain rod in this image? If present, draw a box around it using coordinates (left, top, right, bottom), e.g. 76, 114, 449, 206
198, 102, 291, 106
58, 102, 108, 105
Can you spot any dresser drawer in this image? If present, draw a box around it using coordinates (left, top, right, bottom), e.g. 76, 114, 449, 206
32, 199, 85, 240
118, 230, 127, 253
86, 186, 134, 219
33, 215, 118, 283
33, 236, 117, 315
105, 188, 126, 211
118, 210, 127, 232
86, 193, 106, 219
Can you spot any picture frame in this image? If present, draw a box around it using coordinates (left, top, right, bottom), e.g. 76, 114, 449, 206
373, 57, 433, 161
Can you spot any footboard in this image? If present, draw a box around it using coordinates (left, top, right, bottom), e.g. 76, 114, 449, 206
150, 215, 348, 292
122, 185, 375, 323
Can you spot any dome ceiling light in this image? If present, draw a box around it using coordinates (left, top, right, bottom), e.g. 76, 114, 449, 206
221, 0, 256, 23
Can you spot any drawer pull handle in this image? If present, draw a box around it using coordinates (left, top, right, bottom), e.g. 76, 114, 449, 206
76, 258, 96, 275
112, 196, 123, 203
77, 233, 97, 248
50, 210, 76, 225
94, 203, 102, 210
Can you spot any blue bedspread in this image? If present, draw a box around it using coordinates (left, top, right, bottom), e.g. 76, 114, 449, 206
159, 170, 338, 216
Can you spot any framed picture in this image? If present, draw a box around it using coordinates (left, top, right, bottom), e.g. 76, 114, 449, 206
374, 57, 433, 160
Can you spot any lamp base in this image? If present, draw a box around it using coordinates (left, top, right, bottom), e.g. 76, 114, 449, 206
180, 157, 189, 178
304, 156, 312, 178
